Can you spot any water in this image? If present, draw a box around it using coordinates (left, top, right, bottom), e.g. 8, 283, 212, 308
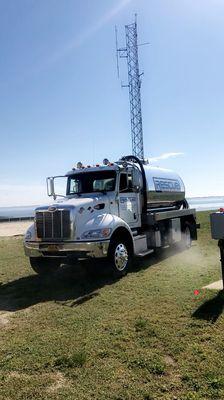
187, 197, 224, 211
0, 205, 38, 220
0, 197, 224, 219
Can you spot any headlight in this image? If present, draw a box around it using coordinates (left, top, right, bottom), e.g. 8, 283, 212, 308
25, 230, 32, 241
81, 228, 112, 240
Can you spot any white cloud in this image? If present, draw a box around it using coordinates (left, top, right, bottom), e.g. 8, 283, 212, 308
147, 152, 184, 163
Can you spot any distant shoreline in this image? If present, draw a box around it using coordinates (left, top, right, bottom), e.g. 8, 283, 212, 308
0, 196, 223, 210
188, 196, 224, 200
0, 196, 224, 219
0, 205, 39, 210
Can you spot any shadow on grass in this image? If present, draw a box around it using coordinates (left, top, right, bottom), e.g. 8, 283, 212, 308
192, 291, 224, 323
0, 245, 185, 312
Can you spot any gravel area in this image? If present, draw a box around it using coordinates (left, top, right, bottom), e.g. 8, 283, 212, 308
0, 221, 32, 237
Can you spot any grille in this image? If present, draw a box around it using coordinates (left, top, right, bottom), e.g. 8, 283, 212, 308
36, 210, 71, 240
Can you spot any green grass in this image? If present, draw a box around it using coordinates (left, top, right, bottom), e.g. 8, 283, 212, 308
0, 211, 224, 399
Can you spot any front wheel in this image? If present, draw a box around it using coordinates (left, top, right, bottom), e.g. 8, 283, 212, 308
29, 257, 61, 276
108, 238, 133, 277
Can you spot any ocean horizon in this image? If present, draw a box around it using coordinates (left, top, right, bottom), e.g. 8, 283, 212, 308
0, 196, 224, 219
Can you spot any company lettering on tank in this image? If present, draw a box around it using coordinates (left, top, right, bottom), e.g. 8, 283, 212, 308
153, 177, 181, 192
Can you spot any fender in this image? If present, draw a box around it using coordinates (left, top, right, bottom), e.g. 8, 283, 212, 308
24, 223, 36, 242
79, 213, 134, 242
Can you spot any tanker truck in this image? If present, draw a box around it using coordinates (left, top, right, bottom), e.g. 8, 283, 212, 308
24, 155, 198, 276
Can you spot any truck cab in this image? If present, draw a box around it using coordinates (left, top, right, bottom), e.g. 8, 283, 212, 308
24, 156, 198, 277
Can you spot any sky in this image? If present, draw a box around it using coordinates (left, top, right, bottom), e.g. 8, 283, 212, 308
0, 0, 224, 206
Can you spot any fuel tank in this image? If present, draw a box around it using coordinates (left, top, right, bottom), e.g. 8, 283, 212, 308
142, 165, 185, 209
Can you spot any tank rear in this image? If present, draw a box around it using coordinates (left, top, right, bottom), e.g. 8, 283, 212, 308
143, 165, 185, 209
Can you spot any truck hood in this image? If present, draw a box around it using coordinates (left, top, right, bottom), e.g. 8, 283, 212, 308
54, 195, 109, 210
36, 194, 110, 215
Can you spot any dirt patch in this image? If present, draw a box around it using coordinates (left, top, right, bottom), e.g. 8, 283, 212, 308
164, 355, 176, 366
0, 312, 11, 327
7, 371, 70, 392
9, 371, 30, 379
47, 372, 70, 393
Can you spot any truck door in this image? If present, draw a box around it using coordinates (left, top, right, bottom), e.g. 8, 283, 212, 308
118, 172, 139, 226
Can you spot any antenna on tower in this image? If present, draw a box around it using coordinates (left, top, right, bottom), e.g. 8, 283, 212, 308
116, 15, 148, 160
115, 26, 120, 78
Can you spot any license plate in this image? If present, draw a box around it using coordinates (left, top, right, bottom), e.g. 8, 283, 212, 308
47, 244, 60, 252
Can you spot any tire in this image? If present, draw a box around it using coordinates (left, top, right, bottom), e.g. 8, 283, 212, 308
29, 257, 61, 276
182, 226, 192, 249
108, 237, 133, 277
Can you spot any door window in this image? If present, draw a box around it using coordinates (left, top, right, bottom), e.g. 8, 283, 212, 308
119, 173, 133, 192
119, 173, 128, 192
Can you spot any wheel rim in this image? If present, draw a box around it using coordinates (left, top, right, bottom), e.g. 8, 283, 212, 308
114, 243, 128, 271
185, 227, 191, 248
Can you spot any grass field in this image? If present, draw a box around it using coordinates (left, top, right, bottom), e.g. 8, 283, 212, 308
0, 211, 224, 400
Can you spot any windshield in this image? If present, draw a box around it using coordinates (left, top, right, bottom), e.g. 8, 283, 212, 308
67, 170, 116, 195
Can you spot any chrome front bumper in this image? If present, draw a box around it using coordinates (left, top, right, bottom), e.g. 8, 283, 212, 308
24, 240, 110, 259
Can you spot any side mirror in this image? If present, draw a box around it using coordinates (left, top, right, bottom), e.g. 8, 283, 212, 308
47, 177, 56, 200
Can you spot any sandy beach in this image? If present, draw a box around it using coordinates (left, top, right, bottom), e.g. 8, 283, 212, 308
0, 221, 32, 237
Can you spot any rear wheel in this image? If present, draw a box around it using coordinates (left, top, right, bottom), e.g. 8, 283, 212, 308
29, 257, 61, 276
108, 237, 133, 277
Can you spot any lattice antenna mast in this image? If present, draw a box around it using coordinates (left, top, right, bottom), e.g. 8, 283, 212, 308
116, 16, 145, 160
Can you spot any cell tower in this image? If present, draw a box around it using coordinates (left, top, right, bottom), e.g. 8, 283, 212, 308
116, 15, 145, 160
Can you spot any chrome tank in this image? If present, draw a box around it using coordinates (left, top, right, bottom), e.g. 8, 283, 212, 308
142, 165, 185, 209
